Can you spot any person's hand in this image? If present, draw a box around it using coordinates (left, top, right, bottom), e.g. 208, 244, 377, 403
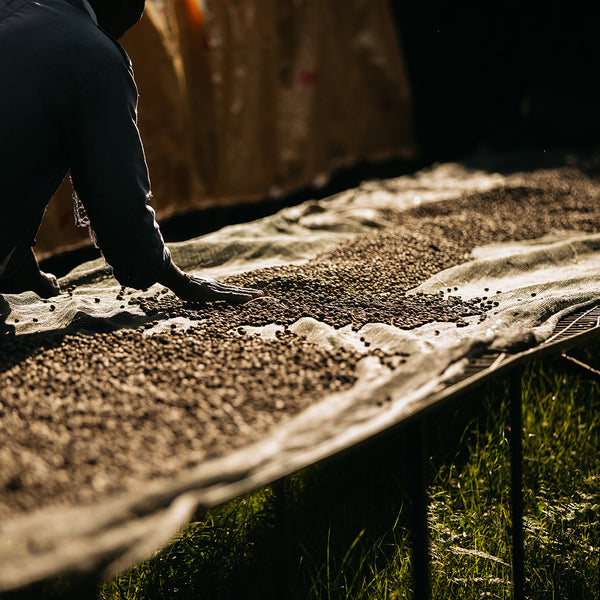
159, 263, 262, 304
0, 270, 60, 298
0, 248, 60, 298
177, 274, 263, 304
36, 271, 61, 298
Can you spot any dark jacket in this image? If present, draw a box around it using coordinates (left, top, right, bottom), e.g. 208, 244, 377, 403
0, 0, 171, 289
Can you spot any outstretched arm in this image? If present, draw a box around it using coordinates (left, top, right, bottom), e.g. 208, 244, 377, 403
68, 60, 172, 291
68, 57, 263, 305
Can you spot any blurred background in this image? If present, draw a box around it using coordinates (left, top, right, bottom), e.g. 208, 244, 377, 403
39, 0, 600, 272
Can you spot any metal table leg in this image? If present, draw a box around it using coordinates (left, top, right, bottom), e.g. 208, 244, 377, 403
510, 368, 525, 600
273, 477, 292, 600
408, 417, 430, 600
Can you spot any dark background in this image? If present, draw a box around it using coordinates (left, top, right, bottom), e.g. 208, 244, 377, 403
389, 0, 600, 160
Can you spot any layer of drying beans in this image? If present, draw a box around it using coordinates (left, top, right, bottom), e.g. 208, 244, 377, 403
2, 165, 600, 519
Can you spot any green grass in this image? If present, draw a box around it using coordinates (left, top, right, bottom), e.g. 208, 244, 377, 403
20, 357, 600, 600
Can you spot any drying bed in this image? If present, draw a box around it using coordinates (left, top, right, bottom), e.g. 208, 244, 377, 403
3, 153, 600, 591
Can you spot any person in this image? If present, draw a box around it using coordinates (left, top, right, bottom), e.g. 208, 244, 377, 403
0, 0, 262, 303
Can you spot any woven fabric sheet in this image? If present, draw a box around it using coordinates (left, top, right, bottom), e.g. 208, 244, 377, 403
2, 157, 600, 591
